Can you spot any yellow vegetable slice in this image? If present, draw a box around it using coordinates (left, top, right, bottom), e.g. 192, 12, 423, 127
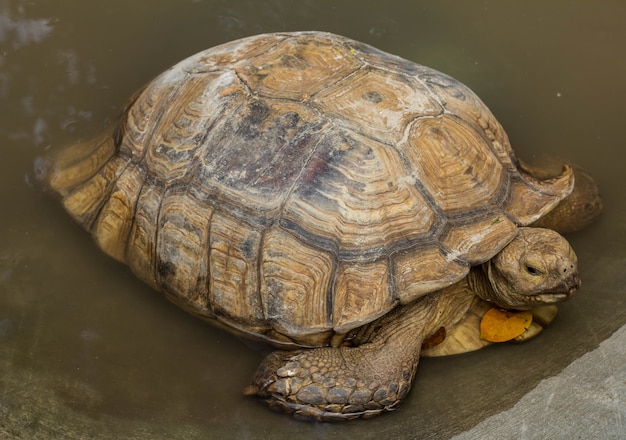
479, 308, 533, 343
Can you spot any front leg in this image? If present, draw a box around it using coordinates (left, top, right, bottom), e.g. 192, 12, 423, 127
244, 297, 439, 421
244, 344, 417, 421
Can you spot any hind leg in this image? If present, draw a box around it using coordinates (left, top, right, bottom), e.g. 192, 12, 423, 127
532, 165, 602, 234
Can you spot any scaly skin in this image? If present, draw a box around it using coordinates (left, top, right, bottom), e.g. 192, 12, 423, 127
247, 345, 418, 421
245, 287, 489, 421
244, 296, 442, 421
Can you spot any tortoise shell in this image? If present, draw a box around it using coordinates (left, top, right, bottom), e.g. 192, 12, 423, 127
50, 31, 573, 347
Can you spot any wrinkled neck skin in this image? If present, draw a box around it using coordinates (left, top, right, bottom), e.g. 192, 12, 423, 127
347, 280, 477, 350
467, 262, 528, 310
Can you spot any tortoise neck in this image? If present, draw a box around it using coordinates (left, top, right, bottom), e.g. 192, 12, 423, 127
467, 263, 498, 304
349, 281, 477, 353
345, 293, 444, 359
469, 261, 520, 309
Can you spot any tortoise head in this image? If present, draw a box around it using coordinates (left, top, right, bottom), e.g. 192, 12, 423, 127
479, 227, 580, 310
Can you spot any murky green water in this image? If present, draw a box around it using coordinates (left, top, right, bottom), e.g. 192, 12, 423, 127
2, 1, 625, 438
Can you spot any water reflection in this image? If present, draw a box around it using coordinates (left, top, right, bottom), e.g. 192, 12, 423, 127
0, 3, 54, 49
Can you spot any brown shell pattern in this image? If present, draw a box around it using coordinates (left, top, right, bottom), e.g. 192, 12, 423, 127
50, 32, 573, 346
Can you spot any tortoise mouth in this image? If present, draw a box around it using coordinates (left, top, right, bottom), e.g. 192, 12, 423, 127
489, 289, 575, 310
532, 291, 573, 304
529, 277, 580, 304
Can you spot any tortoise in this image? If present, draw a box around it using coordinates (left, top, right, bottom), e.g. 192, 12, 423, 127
44, 31, 602, 421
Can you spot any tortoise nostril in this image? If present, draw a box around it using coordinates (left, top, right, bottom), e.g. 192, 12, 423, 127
562, 264, 575, 274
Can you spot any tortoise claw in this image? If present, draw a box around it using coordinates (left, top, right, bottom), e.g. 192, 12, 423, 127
246, 350, 298, 397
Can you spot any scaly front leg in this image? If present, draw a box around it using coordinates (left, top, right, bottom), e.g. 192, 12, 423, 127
245, 343, 417, 421
244, 297, 441, 421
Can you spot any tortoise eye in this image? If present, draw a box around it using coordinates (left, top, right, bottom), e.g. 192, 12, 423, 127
525, 265, 542, 276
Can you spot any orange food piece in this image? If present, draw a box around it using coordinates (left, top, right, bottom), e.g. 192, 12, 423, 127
480, 308, 533, 343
